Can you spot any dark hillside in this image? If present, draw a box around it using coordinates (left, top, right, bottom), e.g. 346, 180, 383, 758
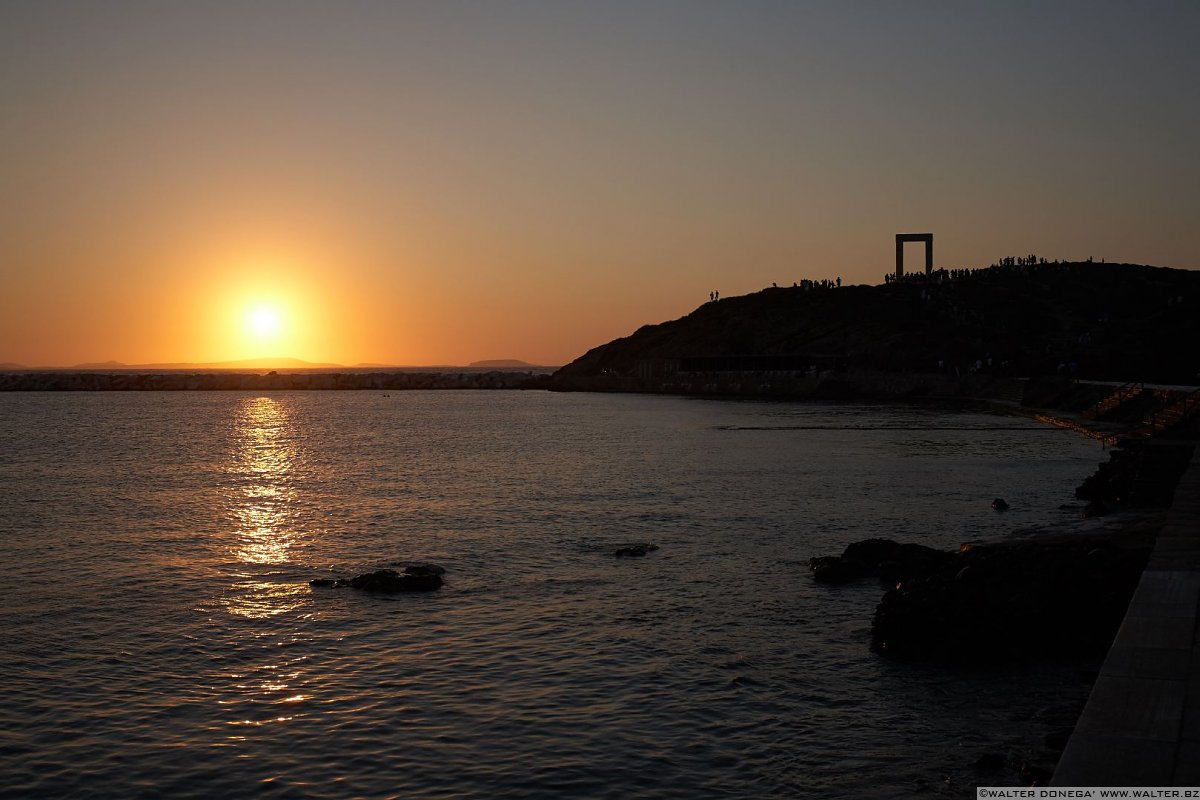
553, 263, 1200, 386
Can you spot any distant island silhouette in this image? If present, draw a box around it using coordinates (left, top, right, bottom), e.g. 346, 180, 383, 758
68, 357, 346, 371
469, 359, 540, 368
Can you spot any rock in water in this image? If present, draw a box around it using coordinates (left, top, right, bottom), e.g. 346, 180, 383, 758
808, 555, 863, 584
808, 538, 952, 585
349, 569, 443, 592
870, 539, 1149, 661
991, 498, 1010, 511
615, 543, 659, 558
311, 569, 443, 592
842, 538, 901, 564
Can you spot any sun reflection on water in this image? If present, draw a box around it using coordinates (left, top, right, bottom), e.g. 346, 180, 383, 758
224, 396, 308, 618
234, 397, 296, 565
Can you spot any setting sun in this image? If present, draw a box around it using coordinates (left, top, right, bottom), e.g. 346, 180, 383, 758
247, 306, 282, 339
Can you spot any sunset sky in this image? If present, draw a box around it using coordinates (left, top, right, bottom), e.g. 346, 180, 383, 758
2, 1, 1197, 367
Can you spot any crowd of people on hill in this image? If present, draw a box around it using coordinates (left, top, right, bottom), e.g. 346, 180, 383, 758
882, 254, 1104, 285
791, 277, 841, 291
712, 254, 1110, 301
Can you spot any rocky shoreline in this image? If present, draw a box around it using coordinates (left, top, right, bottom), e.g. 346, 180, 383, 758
810, 524, 1157, 662
808, 431, 1193, 787
808, 430, 1190, 663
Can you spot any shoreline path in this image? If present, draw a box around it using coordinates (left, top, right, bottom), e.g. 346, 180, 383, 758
1052, 451, 1200, 785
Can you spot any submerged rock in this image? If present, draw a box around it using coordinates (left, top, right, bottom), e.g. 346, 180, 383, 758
349, 569, 443, 592
615, 543, 659, 558
991, 498, 1010, 511
310, 568, 444, 593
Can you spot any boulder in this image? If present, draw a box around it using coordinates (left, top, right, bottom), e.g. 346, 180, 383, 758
842, 538, 900, 564
991, 498, 1010, 511
310, 568, 444, 592
808, 555, 863, 585
349, 569, 443, 592
880, 542, 953, 582
870, 539, 1150, 661
808, 538, 953, 585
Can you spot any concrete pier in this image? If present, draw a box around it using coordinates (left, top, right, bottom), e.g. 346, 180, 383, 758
1052, 450, 1200, 785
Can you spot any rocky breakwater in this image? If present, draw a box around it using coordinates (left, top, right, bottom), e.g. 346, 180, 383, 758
0, 371, 551, 392
810, 534, 1153, 661
1076, 439, 1196, 510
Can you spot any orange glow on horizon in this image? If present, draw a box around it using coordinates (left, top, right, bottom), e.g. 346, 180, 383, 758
3, 5, 1198, 370
194, 248, 338, 364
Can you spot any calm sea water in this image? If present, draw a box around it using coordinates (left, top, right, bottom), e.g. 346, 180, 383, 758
0, 390, 1104, 798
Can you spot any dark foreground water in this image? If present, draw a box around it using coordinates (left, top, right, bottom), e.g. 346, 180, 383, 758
0, 391, 1104, 798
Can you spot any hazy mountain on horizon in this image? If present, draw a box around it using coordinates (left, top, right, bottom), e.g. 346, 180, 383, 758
468, 359, 540, 368
64, 357, 345, 370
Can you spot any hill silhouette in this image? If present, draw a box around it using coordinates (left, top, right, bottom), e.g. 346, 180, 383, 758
554, 262, 1200, 387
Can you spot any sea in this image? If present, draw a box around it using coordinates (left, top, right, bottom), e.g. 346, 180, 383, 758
0, 390, 1107, 798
